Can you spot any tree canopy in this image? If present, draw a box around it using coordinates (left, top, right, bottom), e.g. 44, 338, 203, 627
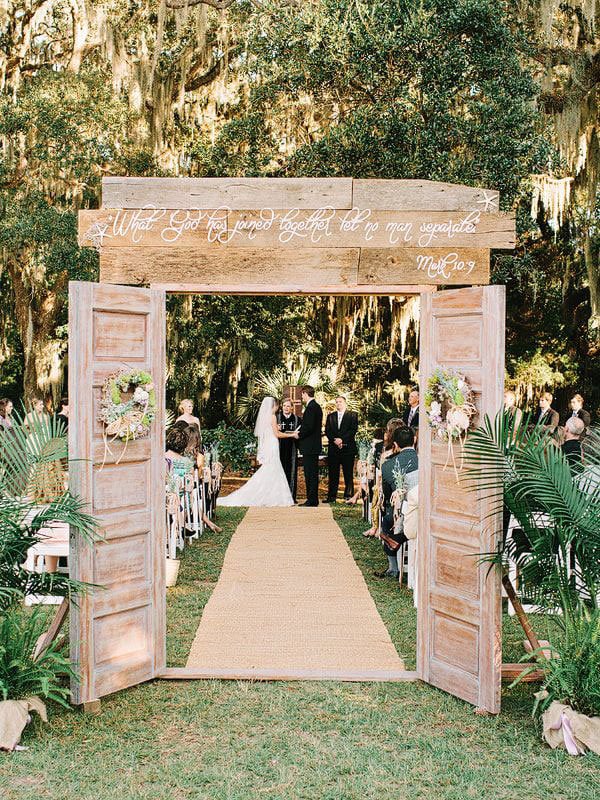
0, 0, 598, 422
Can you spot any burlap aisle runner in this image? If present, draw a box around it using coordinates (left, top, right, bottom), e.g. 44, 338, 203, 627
186, 506, 406, 680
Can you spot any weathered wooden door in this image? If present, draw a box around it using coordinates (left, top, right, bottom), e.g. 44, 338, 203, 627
68, 281, 166, 705
418, 285, 504, 713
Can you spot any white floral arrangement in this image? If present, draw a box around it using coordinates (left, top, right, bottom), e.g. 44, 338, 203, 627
99, 369, 156, 443
424, 367, 476, 443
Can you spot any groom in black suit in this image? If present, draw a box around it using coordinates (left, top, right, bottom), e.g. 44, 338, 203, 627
325, 395, 358, 502
295, 385, 323, 507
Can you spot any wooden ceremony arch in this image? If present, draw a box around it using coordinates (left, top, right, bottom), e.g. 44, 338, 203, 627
70, 178, 512, 712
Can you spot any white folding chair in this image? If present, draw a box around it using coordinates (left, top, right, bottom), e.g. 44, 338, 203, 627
24, 522, 70, 606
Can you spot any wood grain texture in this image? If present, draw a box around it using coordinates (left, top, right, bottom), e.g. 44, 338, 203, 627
148, 282, 436, 296
101, 176, 354, 210
358, 248, 490, 285
99, 246, 487, 290
81, 207, 515, 250
158, 667, 418, 682
99, 246, 360, 288
68, 281, 166, 704
417, 286, 504, 714
352, 179, 500, 212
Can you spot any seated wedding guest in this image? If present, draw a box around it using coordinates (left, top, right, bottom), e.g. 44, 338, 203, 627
374, 427, 418, 579
361, 420, 405, 537
533, 392, 559, 434
55, 397, 69, 432
561, 416, 585, 467
176, 398, 201, 432
403, 389, 419, 430
325, 395, 358, 502
503, 390, 522, 428
567, 393, 591, 433
381, 418, 405, 464
165, 423, 221, 533
0, 398, 14, 433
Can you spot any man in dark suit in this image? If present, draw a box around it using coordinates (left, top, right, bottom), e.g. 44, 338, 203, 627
295, 385, 323, 507
325, 395, 358, 502
374, 427, 419, 578
561, 416, 584, 469
533, 392, 559, 434
402, 389, 419, 430
567, 394, 591, 434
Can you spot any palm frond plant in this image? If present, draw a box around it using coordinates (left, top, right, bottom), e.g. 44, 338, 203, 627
0, 409, 97, 709
463, 411, 600, 621
234, 366, 349, 424
463, 410, 600, 721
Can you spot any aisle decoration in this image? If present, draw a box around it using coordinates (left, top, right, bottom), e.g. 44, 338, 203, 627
391, 464, 408, 535
424, 367, 476, 477
99, 369, 156, 465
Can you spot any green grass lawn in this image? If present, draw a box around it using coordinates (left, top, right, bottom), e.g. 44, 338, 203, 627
3, 505, 599, 800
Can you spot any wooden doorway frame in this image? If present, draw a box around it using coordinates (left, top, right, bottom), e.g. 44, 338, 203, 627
71, 177, 513, 713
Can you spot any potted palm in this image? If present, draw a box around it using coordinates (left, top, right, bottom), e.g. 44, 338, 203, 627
463, 412, 600, 755
0, 411, 96, 750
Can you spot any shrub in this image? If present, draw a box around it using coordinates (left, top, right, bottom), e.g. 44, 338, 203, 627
202, 423, 256, 475
533, 608, 600, 718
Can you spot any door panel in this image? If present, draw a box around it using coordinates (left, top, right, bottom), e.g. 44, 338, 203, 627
418, 285, 504, 713
69, 281, 166, 704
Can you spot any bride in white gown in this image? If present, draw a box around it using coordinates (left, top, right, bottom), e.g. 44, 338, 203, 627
219, 397, 297, 507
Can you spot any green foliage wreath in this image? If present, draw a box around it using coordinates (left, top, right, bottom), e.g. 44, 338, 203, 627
99, 369, 156, 442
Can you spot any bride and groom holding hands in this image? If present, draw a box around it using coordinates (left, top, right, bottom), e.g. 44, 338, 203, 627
220, 386, 358, 508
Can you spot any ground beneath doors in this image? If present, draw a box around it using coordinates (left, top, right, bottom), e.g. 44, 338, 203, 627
184, 506, 406, 680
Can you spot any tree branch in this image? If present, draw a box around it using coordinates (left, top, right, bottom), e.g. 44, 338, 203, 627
165, 0, 298, 10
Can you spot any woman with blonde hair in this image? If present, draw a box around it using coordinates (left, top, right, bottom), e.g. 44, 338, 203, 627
176, 398, 201, 431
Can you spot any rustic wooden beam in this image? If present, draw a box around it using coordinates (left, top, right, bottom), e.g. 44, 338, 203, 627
501, 663, 545, 683
101, 176, 354, 210
158, 666, 418, 682
98, 245, 490, 290
358, 248, 490, 285
352, 179, 500, 212
33, 597, 69, 660
80, 207, 515, 251
149, 283, 436, 295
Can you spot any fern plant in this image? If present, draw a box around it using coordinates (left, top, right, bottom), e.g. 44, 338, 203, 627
0, 608, 75, 706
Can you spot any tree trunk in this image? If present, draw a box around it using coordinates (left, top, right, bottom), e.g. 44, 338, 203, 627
584, 232, 600, 338
7, 257, 68, 404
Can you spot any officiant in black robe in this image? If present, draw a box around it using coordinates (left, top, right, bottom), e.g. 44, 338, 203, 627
277, 398, 299, 500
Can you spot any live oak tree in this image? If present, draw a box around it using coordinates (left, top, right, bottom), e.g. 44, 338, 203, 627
0, 69, 126, 402
0, 0, 598, 416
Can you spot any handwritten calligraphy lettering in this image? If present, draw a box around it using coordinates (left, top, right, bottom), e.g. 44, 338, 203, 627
417, 211, 480, 247
161, 210, 208, 243
385, 220, 413, 244
206, 207, 231, 243
112, 208, 166, 244
415, 252, 476, 280
279, 207, 335, 243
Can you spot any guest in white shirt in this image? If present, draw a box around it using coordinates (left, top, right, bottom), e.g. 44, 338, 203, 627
325, 395, 358, 502
403, 389, 419, 430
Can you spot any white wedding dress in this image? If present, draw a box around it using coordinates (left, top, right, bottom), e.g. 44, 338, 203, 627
219, 397, 295, 507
